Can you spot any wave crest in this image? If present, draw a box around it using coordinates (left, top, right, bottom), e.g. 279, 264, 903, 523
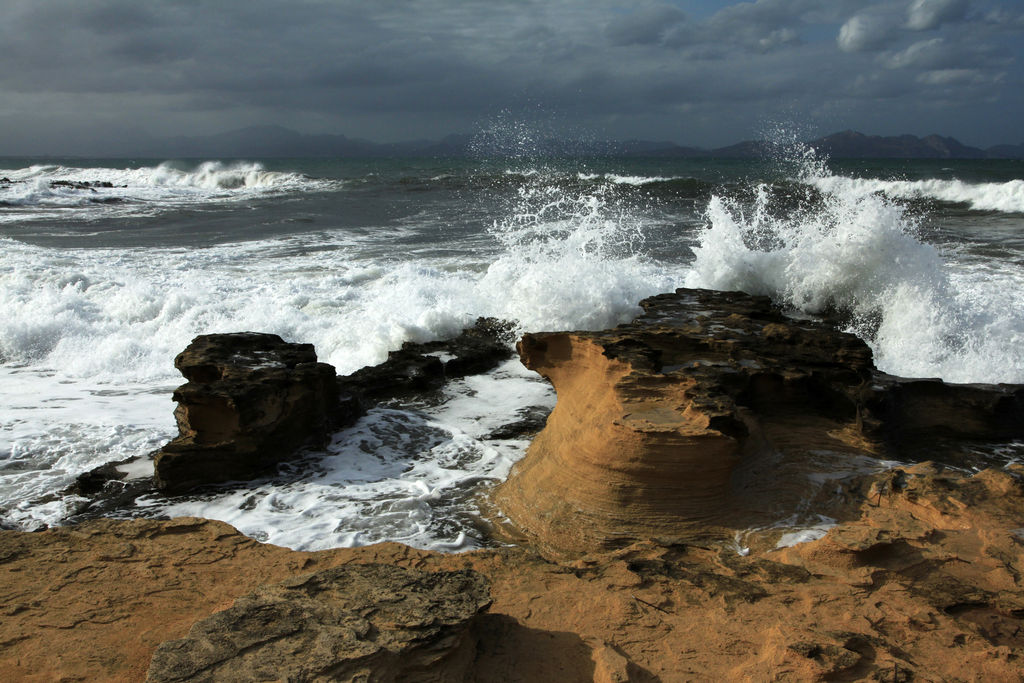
684, 147, 1024, 383
0, 161, 330, 220
809, 175, 1024, 214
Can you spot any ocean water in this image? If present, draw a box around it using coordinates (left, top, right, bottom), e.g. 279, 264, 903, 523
2, 148, 1022, 550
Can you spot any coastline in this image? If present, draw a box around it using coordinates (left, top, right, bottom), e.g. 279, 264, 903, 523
3, 288, 1024, 680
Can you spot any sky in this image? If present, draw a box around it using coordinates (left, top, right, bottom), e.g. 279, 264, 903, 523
1, 0, 1022, 154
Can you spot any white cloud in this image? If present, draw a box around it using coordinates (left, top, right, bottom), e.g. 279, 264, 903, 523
906, 0, 968, 31
883, 38, 947, 68
837, 12, 894, 52
917, 68, 999, 85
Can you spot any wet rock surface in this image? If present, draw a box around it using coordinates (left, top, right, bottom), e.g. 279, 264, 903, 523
493, 288, 1024, 556
153, 332, 361, 493
337, 317, 515, 404
49, 179, 118, 190
42, 320, 520, 519
147, 563, 491, 683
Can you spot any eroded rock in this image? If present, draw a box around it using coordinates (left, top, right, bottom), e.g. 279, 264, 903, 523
493, 288, 1024, 556
146, 564, 491, 683
153, 332, 362, 493
3, 475, 1024, 683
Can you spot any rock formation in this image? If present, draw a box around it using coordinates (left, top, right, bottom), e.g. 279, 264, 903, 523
4, 288, 1023, 680
147, 564, 491, 682
53, 319, 517, 513
337, 317, 515, 403
4, 463, 1024, 682
152, 321, 514, 494
493, 288, 1024, 556
153, 332, 361, 493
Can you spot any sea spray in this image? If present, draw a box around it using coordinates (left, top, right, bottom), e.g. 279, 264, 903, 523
481, 166, 673, 331
684, 146, 1024, 383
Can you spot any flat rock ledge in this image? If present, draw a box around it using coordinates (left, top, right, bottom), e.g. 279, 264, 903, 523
4, 470, 1024, 683
147, 563, 491, 683
492, 288, 1024, 556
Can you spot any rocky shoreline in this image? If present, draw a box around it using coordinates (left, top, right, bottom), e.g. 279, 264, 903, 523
3, 288, 1023, 681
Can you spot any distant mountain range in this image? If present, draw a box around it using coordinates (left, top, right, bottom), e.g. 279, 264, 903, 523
807, 130, 1024, 160
95, 125, 1024, 159
597, 131, 1024, 159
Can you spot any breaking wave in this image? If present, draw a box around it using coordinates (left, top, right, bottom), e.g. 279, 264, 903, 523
808, 175, 1024, 214
0, 161, 332, 221
684, 148, 1024, 384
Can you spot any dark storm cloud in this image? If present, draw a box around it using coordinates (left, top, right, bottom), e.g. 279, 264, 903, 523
0, 0, 1021, 153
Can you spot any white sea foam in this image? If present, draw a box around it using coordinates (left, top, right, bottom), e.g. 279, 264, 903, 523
684, 152, 1024, 384
0, 161, 333, 222
152, 360, 556, 551
809, 175, 1024, 214
578, 172, 679, 186
0, 169, 675, 541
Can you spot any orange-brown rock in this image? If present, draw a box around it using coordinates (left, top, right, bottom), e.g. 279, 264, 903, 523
492, 288, 1024, 558
3, 462, 1024, 681
146, 563, 491, 682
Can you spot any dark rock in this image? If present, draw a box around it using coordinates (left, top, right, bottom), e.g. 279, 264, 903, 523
434, 317, 517, 378
71, 462, 128, 496
338, 347, 446, 401
49, 180, 116, 190
484, 405, 552, 440
153, 332, 362, 494
61, 459, 157, 524
338, 317, 515, 404
145, 563, 491, 683
866, 376, 1024, 444
152, 321, 513, 494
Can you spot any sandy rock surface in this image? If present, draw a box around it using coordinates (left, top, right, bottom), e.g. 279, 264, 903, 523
494, 288, 1024, 557
3, 463, 1024, 683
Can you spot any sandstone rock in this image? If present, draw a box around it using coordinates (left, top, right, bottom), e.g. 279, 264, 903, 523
3, 484, 1024, 683
153, 332, 362, 493
493, 288, 1024, 557
146, 564, 491, 683
493, 289, 875, 555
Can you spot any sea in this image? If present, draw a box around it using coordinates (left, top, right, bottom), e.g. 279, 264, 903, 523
2, 142, 1023, 551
